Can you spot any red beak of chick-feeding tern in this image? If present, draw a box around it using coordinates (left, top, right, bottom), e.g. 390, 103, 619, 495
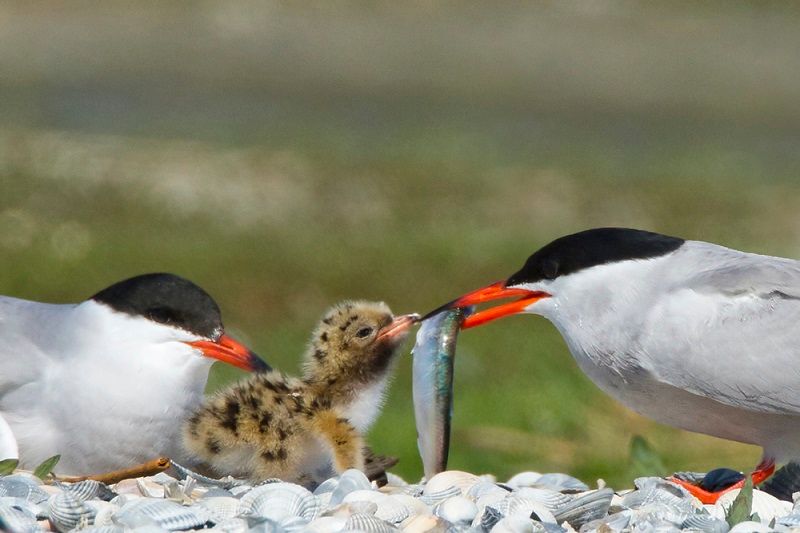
186, 334, 270, 372
423, 280, 550, 329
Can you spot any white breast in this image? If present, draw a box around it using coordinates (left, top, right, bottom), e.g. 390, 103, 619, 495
343, 377, 389, 433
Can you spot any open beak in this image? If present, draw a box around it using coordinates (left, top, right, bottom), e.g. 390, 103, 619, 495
377, 313, 421, 342
422, 280, 549, 329
187, 334, 270, 372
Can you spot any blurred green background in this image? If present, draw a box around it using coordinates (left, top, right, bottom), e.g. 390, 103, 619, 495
2, 2, 799, 487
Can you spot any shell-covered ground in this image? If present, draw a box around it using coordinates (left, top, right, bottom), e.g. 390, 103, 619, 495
1, 466, 799, 533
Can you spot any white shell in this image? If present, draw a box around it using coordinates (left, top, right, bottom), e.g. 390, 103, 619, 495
424, 471, 480, 496
194, 496, 242, 523
728, 521, 773, 532
514, 487, 572, 511
419, 486, 460, 506
505, 472, 543, 489
114, 497, 210, 530
0, 502, 41, 533
682, 512, 730, 533
240, 482, 321, 522
330, 469, 372, 505
713, 488, 792, 524
401, 514, 443, 533
0, 475, 49, 503
342, 490, 409, 524
343, 512, 398, 532
207, 517, 249, 533
305, 515, 348, 533
58, 480, 115, 502
551, 488, 614, 528
466, 480, 508, 502
48, 490, 96, 532
490, 516, 540, 533
86, 500, 118, 526
529, 473, 588, 492
434, 495, 477, 524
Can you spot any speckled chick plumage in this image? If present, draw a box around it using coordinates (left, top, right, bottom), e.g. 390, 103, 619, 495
183, 301, 413, 484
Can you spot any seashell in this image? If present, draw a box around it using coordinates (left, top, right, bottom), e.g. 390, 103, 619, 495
0, 474, 49, 503
57, 479, 117, 502
114, 497, 211, 530
402, 514, 444, 533
424, 471, 480, 496
330, 469, 372, 506
313, 477, 340, 496
551, 488, 613, 529
578, 509, 632, 532
506, 472, 543, 489
207, 517, 250, 533
623, 477, 696, 516
385, 473, 408, 487
112, 478, 144, 496
401, 484, 424, 498
347, 500, 379, 515
477, 505, 503, 531
727, 521, 772, 532
631, 502, 693, 528
277, 515, 311, 532
87, 500, 118, 526
681, 512, 730, 533
305, 516, 348, 533
490, 515, 544, 533
420, 485, 461, 506
531, 473, 589, 492
240, 482, 322, 522
243, 516, 286, 532
344, 512, 398, 532
136, 477, 166, 498
514, 487, 573, 511
387, 494, 428, 519
72, 527, 126, 533
342, 490, 410, 524
0, 495, 46, 519
201, 487, 235, 498
713, 488, 792, 524
194, 496, 242, 523
434, 495, 478, 524
170, 461, 246, 489
0, 502, 41, 533
467, 480, 509, 502
48, 490, 96, 532
776, 511, 800, 527
495, 494, 557, 524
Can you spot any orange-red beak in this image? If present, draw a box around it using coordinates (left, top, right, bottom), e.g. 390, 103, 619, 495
187, 334, 270, 372
423, 280, 549, 329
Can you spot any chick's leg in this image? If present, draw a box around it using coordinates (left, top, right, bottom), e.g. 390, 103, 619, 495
310, 410, 364, 473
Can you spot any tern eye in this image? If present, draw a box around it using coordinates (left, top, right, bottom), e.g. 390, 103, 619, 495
543, 259, 559, 280
147, 306, 178, 325
355, 327, 373, 338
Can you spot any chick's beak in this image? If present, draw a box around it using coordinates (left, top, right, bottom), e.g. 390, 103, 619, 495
377, 313, 420, 342
187, 334, 270, 372
422, 280, 549, 329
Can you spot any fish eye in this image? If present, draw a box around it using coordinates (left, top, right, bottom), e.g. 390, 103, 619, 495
355, 326, 373, 338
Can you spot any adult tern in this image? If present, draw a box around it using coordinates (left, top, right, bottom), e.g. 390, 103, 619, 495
427, 227, 800, 502
0, 273, 267, 475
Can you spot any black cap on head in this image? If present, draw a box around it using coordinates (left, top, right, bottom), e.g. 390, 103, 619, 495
506, 228, 685, 286
91, 273, 223, 339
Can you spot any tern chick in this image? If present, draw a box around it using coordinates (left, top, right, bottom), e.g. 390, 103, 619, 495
183, 301, 417, 484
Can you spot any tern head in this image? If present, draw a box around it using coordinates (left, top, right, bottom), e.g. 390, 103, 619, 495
303, 301, 418, 384
425, 228, 685, 328
90, 273, 268, 371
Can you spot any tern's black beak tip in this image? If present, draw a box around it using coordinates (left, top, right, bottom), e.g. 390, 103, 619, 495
248, 352, 271, 373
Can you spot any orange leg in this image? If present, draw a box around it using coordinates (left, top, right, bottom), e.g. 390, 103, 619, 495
667, 458, 776, 504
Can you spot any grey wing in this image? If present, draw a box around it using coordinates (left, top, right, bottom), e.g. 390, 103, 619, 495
643, 243, 800, 415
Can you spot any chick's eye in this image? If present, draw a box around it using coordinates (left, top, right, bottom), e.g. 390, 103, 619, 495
355, 327, 373, 338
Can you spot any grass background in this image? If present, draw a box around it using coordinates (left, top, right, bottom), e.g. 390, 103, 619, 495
2, 2, 800, 487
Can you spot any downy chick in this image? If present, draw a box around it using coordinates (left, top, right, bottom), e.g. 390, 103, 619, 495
183, 301, 417, 484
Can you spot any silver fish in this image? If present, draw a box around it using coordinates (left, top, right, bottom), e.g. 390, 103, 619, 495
412, 307, 472, 479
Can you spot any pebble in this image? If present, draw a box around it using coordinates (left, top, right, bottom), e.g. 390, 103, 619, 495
1, 467, 797, 532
